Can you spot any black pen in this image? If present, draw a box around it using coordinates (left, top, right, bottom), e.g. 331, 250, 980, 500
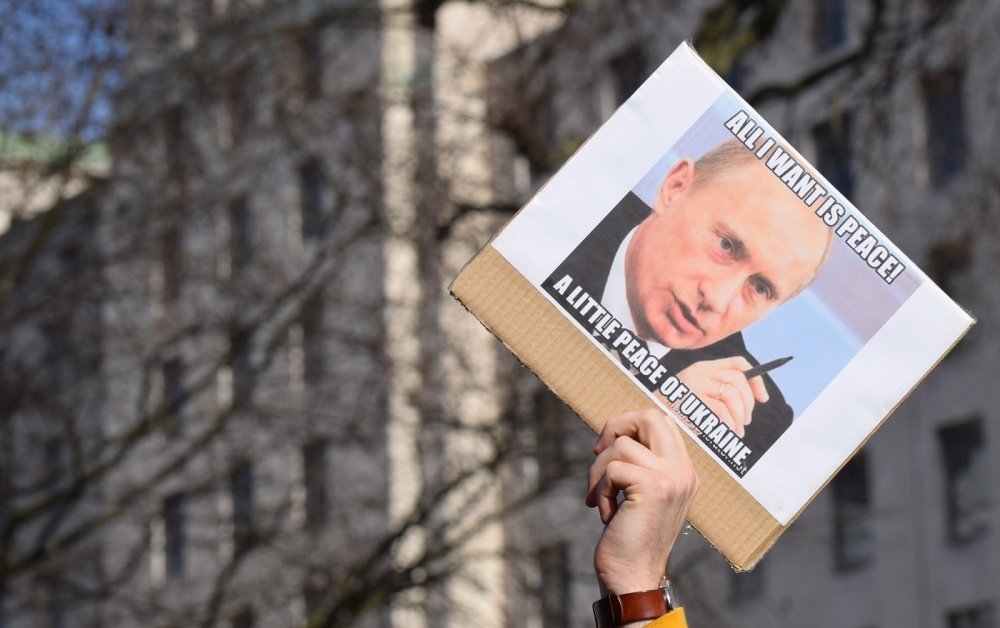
744, 356, 793, 379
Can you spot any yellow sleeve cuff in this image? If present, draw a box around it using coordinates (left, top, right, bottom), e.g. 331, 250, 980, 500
645, 607, 688, 628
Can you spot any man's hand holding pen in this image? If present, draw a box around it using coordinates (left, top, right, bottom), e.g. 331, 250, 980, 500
676, 356, 791, 437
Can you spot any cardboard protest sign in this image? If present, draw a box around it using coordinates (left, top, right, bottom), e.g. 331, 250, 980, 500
450, 42, 974, 569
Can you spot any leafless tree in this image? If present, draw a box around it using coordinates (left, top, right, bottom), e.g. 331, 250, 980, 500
4, 1, 985, 627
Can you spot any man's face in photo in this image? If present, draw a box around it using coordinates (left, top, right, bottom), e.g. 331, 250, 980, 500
625, 154, 830, 350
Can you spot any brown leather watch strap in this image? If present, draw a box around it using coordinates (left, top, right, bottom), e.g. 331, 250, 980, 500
592, 585, 673, 628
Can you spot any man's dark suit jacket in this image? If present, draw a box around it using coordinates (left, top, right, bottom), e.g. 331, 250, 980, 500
543, 192, 792, 467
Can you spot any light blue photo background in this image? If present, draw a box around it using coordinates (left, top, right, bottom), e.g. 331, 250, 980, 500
631, 94, 921, 419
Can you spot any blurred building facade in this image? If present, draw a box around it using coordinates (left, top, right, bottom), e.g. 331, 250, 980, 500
0, 133, 109, 234
0, 184, 108, 628
101, 1, 393, 626
488, 3, 999, 628
0, 1, 997, 628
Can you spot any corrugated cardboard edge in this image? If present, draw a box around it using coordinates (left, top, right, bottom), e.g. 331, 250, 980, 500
450, 245, 783, 570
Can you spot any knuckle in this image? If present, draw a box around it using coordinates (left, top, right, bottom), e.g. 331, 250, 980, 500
666, 467, 699, 499
599, 421, 617, 438
638, 408, 660, 424
605, 459, 624, 477
652, 474, 686, 501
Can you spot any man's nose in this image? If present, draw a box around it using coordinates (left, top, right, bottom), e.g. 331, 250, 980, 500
697, 273, 744, 313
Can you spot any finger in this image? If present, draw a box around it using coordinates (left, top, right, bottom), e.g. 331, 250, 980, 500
720, 370, 766, 425
747, 374, 770, 403
725, 356, 768, 404
596, 474, 617, 524
595, 459, 649, 524
719, 372, 755, 428
659, 408, 690, 454
711, 382, 747, 436
588, 434, 667, 506
594, 409, 678, 457
594, 410, 651, 454
707, 399, 740, 436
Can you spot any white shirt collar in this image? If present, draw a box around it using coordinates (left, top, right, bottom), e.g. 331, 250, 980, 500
603, 228, 670, 359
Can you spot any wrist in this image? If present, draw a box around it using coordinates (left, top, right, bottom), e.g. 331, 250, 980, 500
592, 581, 677, 628
601, 579, 663, 598
600, 567, 670, 598
599, 569, 666, 598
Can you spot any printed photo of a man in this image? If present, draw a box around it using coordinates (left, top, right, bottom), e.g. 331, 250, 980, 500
545, 138, 832, 467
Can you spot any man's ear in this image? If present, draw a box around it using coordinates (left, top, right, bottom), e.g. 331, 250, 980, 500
655, 158, 695, 214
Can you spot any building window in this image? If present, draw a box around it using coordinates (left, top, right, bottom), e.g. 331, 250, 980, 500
222, 66, 254, 148
164, 107, 186, 184
298, 158, 326, 241
536, 543, 570, 628
43, 324, 71, 393
186, 0, 223, 23
47, 579, 65, 628
177, 0, 212, 48
229, 327, 252, 405
940, 418, 989, 543
948, 603, 994, 628
162, 357, 185, 437
610, 46, 644, 107
44, 438, 68, 489
833, 451, 873, 572
164, 494, 186, 579
724, 55, 746, 93
230, 463, 254, 551
230, 607, 254, 628
301, 293, 325, 385
303, 440, 328, 529
815, 0, 847, 53
303, 581, 327, 620
540, 95, 557, 159
300, 29, 323, 101
813, 112, 854, 199
229, 196, 252, 275
287, 323, 305, 391
159, 228, 183, 304
927, 0, 952, 17
533, 389, 566, 485
730, 559, 765, 604
928, 233, 973, 299
923, 68, 967, 184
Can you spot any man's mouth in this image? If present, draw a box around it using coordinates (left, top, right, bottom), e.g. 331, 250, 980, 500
666, 297, 703, 336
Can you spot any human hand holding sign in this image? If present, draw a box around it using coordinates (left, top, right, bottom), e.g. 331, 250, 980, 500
677, 357, 769, 437
587, 409, 699, 597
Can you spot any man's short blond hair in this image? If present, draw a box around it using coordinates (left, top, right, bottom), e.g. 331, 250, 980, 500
690, 138, 765, 189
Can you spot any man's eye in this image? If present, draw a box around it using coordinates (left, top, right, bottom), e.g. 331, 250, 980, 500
719, 236, 734, 254
749, 277, 774, 299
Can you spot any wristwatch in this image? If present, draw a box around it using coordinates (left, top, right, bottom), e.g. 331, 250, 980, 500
592, 580, 677, 627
